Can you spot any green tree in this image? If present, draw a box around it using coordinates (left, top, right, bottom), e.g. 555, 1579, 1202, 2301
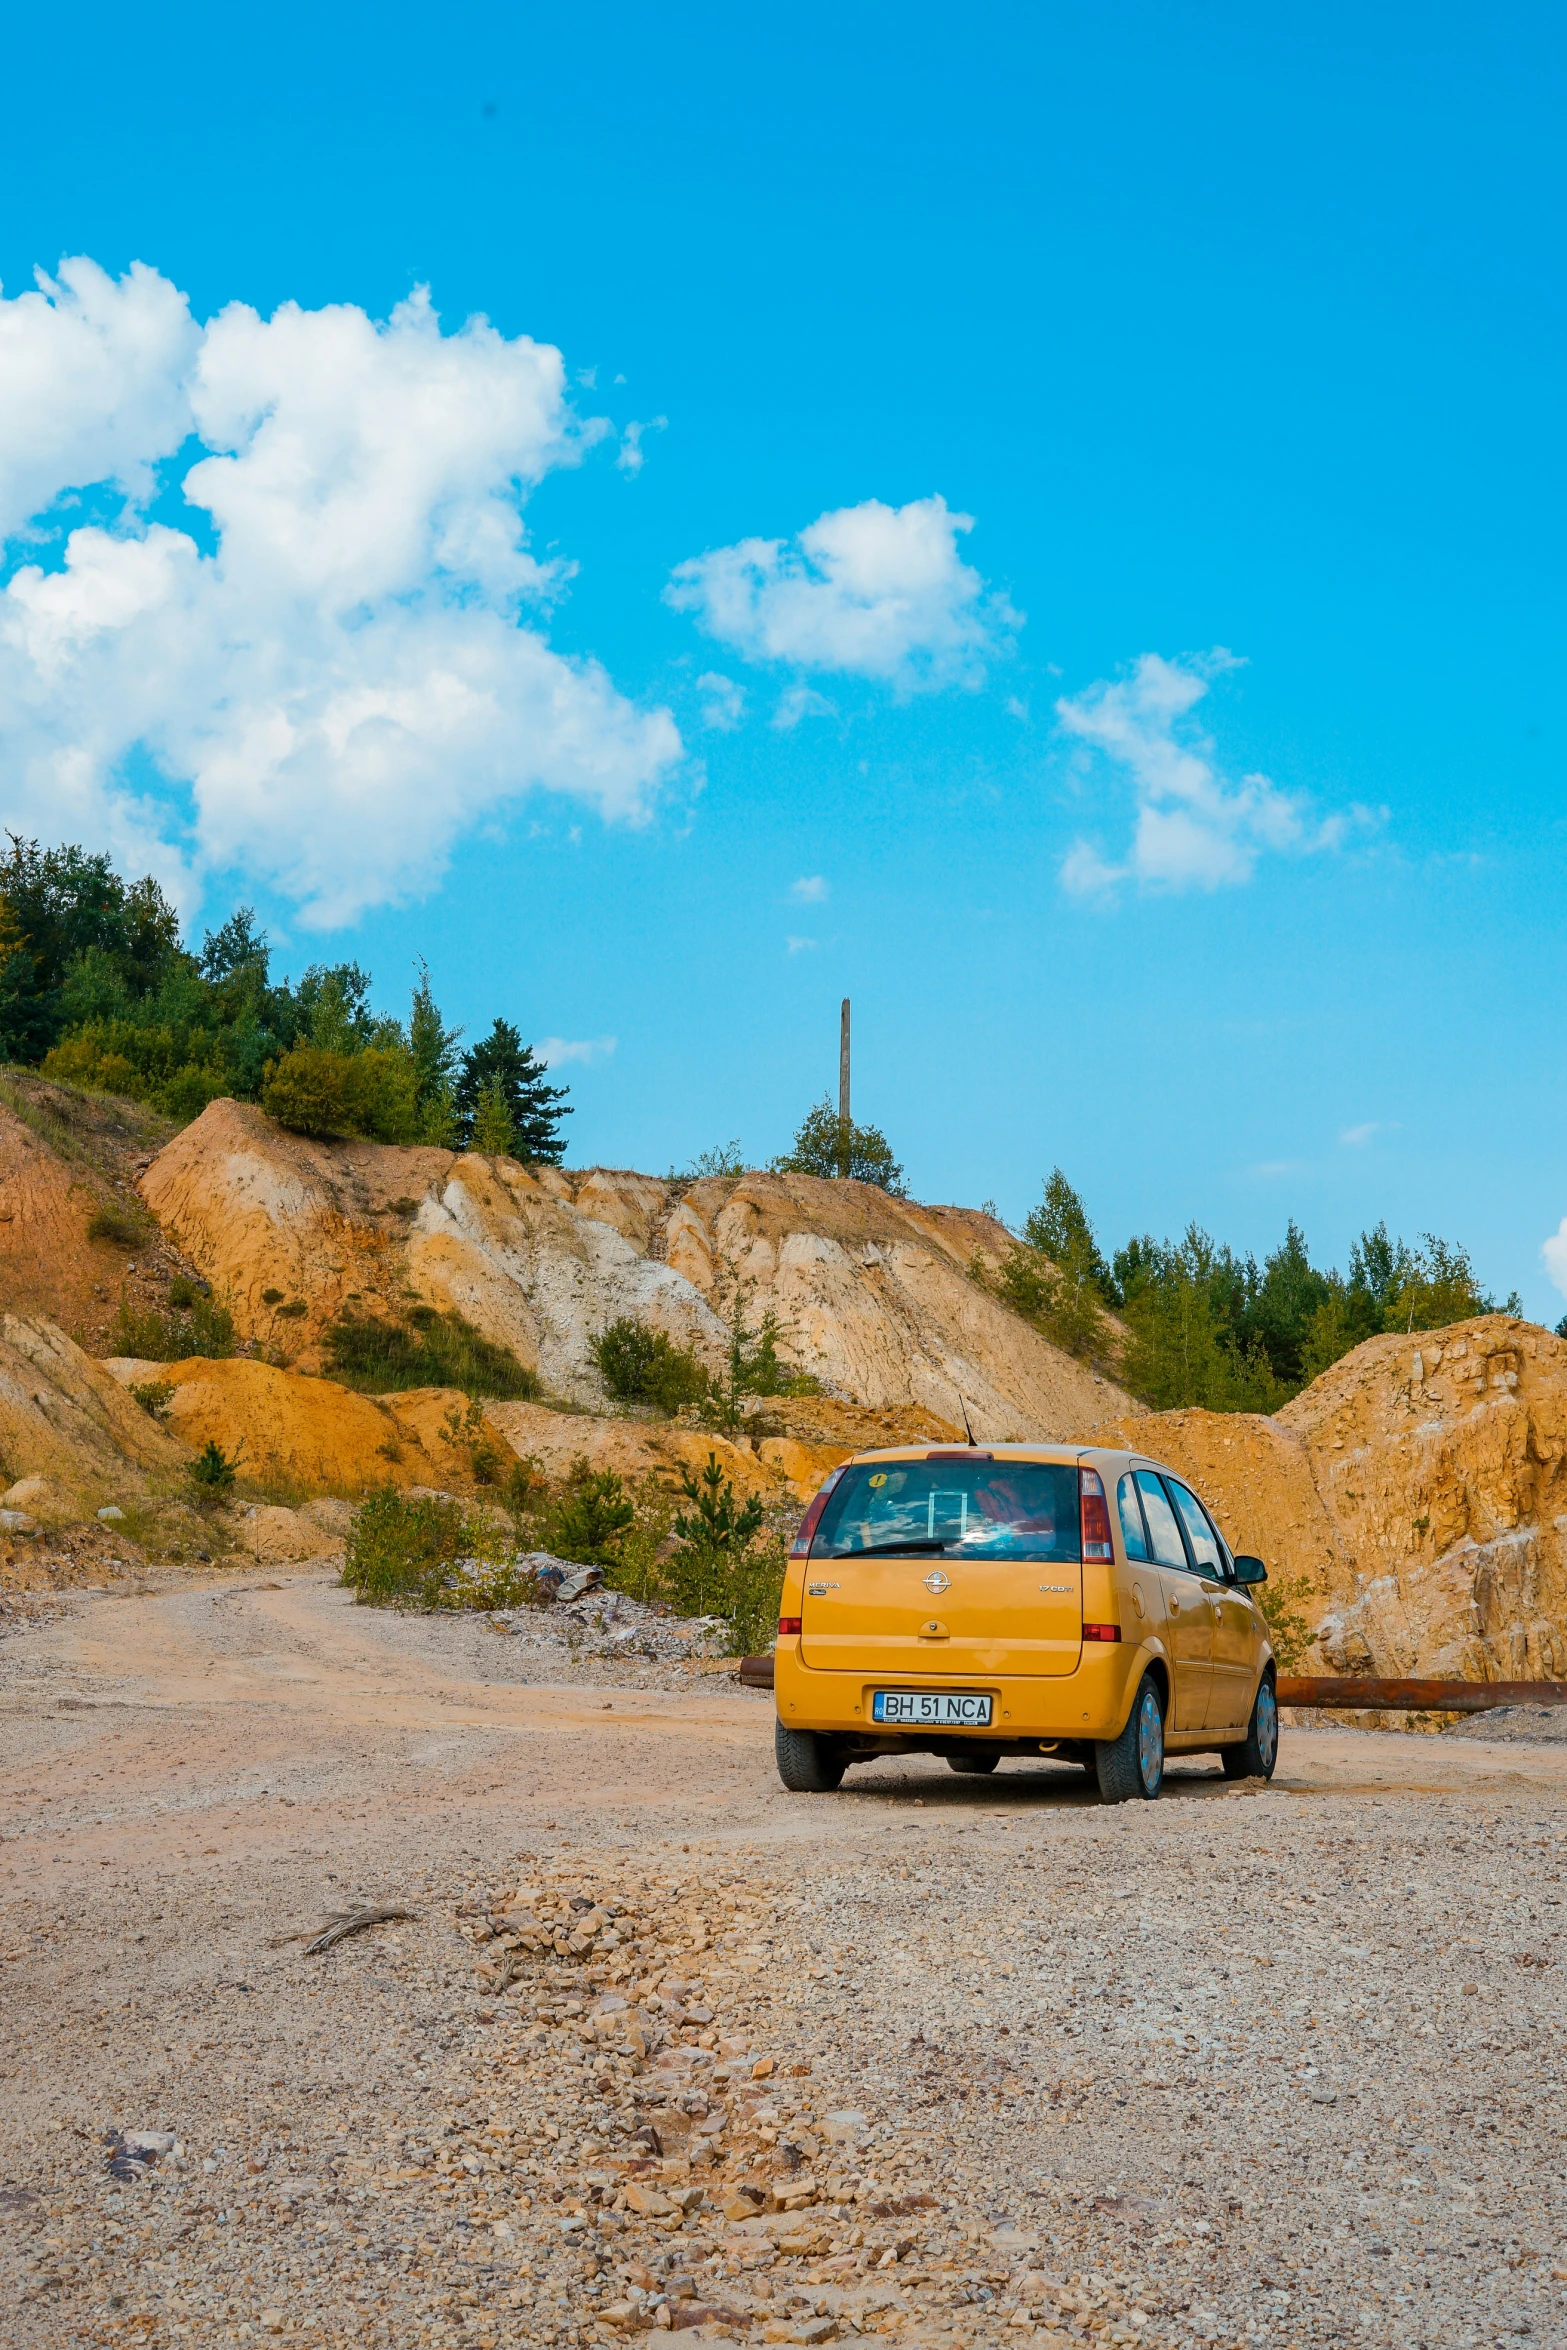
551, 1464, 637, 1563
1022, 1169, 1117, 1302
260, 1043, 420, 1142
409, 961, 462, 1128
1117, 1227, 1286, 1412
455, 1019, 572, 1163
667, 1452, 767, 1617
1252, 1220, 1332, 1389
772, 1097, 905, 1193
470, 1074, 517, 1157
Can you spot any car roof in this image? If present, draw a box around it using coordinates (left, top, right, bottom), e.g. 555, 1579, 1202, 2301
843, 1442, 1181, 1475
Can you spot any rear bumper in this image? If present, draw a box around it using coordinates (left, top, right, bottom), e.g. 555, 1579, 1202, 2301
774, 1638, 1155, 1745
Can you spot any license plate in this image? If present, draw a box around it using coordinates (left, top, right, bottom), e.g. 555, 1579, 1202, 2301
872, 1690, 994, 1727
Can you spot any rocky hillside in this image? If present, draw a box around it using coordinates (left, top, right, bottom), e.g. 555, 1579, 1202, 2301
139, 1100, 1136, 1439
5, 1081, 1567, 1691
1090, 1312, 1567, 1683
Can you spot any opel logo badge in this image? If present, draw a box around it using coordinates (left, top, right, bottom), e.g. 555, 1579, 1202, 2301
923, 1569, 951, 1594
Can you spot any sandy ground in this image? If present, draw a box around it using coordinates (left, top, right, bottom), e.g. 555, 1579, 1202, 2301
3, 1573, 1566, 2350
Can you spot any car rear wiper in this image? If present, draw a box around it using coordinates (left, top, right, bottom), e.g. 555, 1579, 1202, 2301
845, 1537, 952, 1556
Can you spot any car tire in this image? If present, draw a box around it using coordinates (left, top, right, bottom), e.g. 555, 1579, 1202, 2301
1220, 1673, 1279, 1781
774, 1719, 847, 1792
947, 1753, 1000, 1775
1094, 1673, 1165, 1805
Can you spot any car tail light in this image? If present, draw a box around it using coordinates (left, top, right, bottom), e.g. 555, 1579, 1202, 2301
1083, 1622, 1122, 1642
789, 1466, 846, 1558
778, 1616, 803, 1637
1080, 1465, 1114, 1562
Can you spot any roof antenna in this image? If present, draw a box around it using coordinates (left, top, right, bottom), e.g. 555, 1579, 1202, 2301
958, 1389, 978, 1447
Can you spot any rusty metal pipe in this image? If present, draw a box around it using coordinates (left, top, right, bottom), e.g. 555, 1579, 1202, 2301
1277, 1676, 1567, 1712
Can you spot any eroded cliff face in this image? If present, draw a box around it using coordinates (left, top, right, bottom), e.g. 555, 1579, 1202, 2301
1093, 1314, 1567, 1682
139, 1102, 1138, 1440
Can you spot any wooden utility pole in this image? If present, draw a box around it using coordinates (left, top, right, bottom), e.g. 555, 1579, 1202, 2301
838, 998, 851, 1178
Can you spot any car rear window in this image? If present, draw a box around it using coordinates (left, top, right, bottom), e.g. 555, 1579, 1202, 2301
809, 1459, 1082, 1563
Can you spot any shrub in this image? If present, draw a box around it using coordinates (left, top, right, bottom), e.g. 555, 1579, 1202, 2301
340, 1488, 512, 1609
112, 1288, 237, 1362
662, 1452, 775, 1642
188, 1438, 238, 1495
470, 1075, 516, 1158
128, 1378, 174, 1419
771, 1097, 905, 1193
550, 1462, 637, 1563
591, 1317, 709, 1414
322, 1304, 538, 1400
260, 1043, 420, 1143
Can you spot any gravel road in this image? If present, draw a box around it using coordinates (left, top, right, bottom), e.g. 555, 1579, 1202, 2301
2, 1569, 1564, 2350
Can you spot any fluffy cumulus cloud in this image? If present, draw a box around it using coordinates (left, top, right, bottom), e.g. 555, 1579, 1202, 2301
0, 261, 683, 924
666, 494, 1016, 693
1056, 652, 1365, 899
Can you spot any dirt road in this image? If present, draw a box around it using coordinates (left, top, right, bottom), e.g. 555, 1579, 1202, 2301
3, 1572, 1565, 2350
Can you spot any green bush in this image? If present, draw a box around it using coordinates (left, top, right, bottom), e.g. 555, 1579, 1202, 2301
322, 1304, 538, 1400
340, 1488, 517, 1609
112, 1288, 237, 1362
771, 1097, 905, 1193
128, 1378, 174, 1419
188, 1438, 238, 1495
260, 1043, 420, 1143
591, 1317, 710, 1414
550, 1463, 637, 1563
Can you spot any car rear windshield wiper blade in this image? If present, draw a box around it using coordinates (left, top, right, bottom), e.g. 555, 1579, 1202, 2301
845, 1537, 952, 1555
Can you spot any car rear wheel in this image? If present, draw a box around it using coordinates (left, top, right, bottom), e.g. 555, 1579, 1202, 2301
947, 1752, 1000, 1775
774, 1720, 847, 1792
1094, 1673, 1165, 1804
1221, 1673, 1279, 1780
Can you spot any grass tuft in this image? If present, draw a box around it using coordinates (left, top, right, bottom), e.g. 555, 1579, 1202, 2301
322, 1304, 538, 1400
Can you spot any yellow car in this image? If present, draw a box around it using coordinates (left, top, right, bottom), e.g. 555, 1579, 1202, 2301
773, 1443, 1277, 1802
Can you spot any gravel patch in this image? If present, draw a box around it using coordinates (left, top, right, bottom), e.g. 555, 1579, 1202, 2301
2, 1579, 1565, 2350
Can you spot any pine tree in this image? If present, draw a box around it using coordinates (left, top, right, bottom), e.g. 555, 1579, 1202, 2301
408, 961, 462, 1129
454, 1019, 571, 1162
470, 1075, 517, 1158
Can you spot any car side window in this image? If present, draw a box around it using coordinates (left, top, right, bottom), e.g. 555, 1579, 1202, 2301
1167, 1479, 1224, 1576
1116, 1474, 1151, 1562
1134, 1471, 1189, 1570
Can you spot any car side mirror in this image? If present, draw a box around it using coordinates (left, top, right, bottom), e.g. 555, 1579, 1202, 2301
1232, 1554, 1268, 1585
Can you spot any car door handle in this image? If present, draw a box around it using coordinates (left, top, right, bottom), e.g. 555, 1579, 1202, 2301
1168, 1595, 1181, 1613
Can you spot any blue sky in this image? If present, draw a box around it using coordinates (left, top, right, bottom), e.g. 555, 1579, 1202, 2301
2, 1, 1564, 1312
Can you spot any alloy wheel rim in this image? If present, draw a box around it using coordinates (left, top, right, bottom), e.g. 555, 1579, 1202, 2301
1137, 1689, 1163, 1792
1257, 1681, 1278, 1767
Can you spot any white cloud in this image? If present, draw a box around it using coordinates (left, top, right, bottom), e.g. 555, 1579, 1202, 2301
786, 935, 817, 953
696, 671, 745, 731
0, 262, 683, 926
1056, 651, 1361, 899
789, 874, 829, 902
536, 1034, 617, 1067
666, 493, 1017, 692
1545, 1220, 1567, 1299
1340, 1120, 1398, 1147
616, 415, 666, 475
771, 682, 836, 731
0, 257, 200, 542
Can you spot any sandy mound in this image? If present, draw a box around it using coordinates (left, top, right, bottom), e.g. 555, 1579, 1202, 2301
0, 1313, 187, 1522
1094, 1314, 1567, 1682
140, 1101, 1137, 1438
0, 1079, 197, 1355
99, 1356, 456, 1495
